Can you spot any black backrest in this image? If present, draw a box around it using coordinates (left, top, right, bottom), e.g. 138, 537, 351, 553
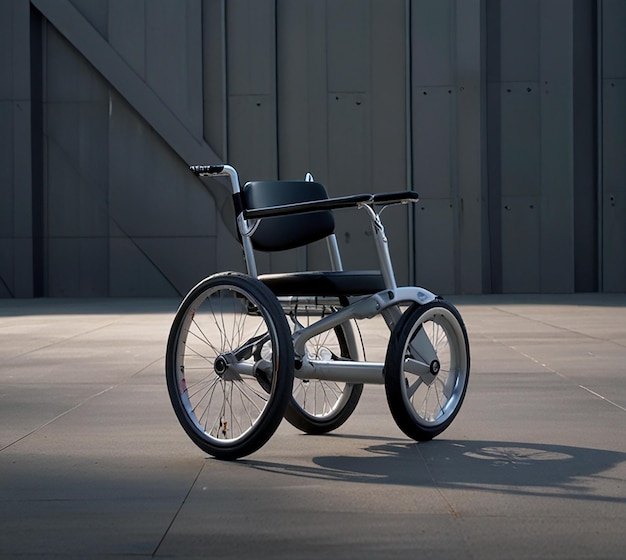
242, 181, 335, 252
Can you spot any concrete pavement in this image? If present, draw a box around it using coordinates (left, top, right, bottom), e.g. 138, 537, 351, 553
1, 294, 625, 558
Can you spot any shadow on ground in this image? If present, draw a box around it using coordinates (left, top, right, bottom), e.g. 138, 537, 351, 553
240, 436, 625, 503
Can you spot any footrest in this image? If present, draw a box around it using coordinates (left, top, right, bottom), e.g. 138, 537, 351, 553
259, 271, 385, 297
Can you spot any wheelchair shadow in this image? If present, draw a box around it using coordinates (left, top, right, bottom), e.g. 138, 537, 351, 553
241, 436, 626, 503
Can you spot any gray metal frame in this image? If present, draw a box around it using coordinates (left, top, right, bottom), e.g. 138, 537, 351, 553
195, 164, 436, 385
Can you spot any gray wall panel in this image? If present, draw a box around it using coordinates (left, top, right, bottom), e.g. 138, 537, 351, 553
603, 0, 626, 78
276, 0, 327, 180
539, 2, 574, 293
456, 0, 488, 293
0, 240, 14, 297
327, 93, 374, 271
0, 103, 14, 238
602, 79, 626, 291
146, 0, 203, 138
371, 0, 409, 283
498, 0, 540, 82
109, 237, 180, 297
2, 0, 624, 297
501, 196, 540, 293
601, 0, 626, 291
108, 0, 147, 78
327, 0, 369, 93
499, 83, 541, 198
108, 92, 216, 238
412, 0, 453, 86
602, 195, 626, 293
1, 0, 34, 297
226, 0, 276, 183
226, 0, 275, 97
134, 237, 218, 295
602, 81, 626, 191
412, 87, 454, 199
202, 0, 227, 159
47, 238, 109, 296
69, 0, 107, 36
0, 3, 13, 100
414, 200, 455, 295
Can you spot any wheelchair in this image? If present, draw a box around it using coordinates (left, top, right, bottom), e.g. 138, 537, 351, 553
166, 164, 470, 460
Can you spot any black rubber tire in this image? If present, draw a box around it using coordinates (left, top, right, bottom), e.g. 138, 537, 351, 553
165, 272, 294, 460
284, 319, 363, 435
384, 300, 470, 441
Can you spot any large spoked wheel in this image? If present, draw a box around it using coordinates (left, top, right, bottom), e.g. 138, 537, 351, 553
384, 300, 470, 441
283, 304, 363, 434
165, 272, 294, 460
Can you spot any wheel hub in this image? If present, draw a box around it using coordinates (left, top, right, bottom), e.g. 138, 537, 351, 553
430, 359, 441, 375
214, 355, 229, 376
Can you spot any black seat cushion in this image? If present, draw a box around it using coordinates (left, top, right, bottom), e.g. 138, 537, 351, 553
259, 271, 384, 297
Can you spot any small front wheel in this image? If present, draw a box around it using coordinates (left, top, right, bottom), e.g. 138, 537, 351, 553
384, 300, 470, 441
165, 273, 294, 460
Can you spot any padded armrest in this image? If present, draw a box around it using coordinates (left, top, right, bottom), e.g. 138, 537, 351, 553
372, 191, 420, 205
244, 193, 373, 219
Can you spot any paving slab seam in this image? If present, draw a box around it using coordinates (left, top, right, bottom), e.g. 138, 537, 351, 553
0, 385, 115, 452
3, 321, 126, 362
490, 305, 626, 349
472, 329, 626, 415
151, 461, 207, 558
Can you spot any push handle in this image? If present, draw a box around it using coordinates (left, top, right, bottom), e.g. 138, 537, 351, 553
189, 164, 242, 196
189, 165, 225, 176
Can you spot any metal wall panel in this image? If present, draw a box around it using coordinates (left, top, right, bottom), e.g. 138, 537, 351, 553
145, 0, 203, 138
412, 0, 453, 86
370, 0, 409, 283
603, 0, 626, 79
327, 0, 369, 94
108, 1, 147, 80
0, 102, 13, 241
539, 1, 574, 292
108, 91, 217, 294
572, 0, 597, 292
274, 1, 409, 281
276, 0, 324, 179
499, 83, 541, 198
39, 6, 220, 297
497, 0, 540, 83
411, 1, 456, 293
328, 92, 375, 271
0, 99, 14, 297
226, 0, 276, 181
601, 0, 626, 291
414, 200, 456, 295
412, 87, 454, 199
501, 196, 540, 293
456, 0, 488, 294
486, 0, 584, 293
44, 28, 111, 295
2, 0, 623, 297
1, 0, 34, 297
69, 0, 107, 36
602, 79, 626, 291
202, 0, 227, 159
411, 0, 487, 294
